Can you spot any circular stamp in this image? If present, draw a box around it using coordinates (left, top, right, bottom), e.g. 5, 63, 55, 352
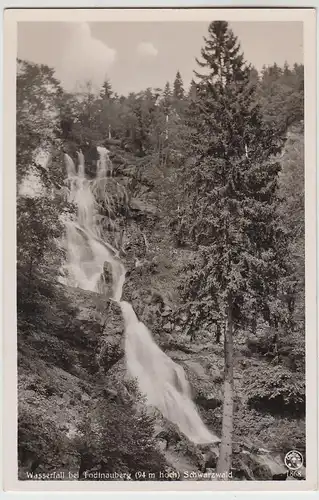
284, 450, 303, 471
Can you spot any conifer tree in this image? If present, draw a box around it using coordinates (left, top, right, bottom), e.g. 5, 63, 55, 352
100, 79, 113, 100
188, 79, 198, 100
178, 21, 288, 475
249, 66, 259, 86
162, 81, 172, 112
258, 63, 304, 129
173, 70, 185, 100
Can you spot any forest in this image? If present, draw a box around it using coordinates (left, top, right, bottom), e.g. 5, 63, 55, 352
17, 21, 305, 481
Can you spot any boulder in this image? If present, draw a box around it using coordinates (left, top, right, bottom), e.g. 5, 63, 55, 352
130, 198, 158, 216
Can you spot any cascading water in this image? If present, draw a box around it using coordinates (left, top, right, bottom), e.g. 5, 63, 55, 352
62, 147, 220, 445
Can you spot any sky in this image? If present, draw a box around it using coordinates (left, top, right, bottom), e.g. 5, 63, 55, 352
17, 21, 303, 95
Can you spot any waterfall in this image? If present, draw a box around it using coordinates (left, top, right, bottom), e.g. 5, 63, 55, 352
62, 147, 220, 445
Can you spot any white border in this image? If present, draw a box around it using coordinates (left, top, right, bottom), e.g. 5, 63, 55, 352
2, 5, 318, 495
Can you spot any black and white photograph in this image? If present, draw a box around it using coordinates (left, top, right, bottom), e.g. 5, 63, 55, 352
2, 7, 317, 492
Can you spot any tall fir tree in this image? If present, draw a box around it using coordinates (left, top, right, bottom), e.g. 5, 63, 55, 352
173, 70, 185, 100
249, 66, 259, 86
261, 63, 283, 85
100, 79, 113, 100
178, 21, 288, 474
195, 21, 245, 84
162, 81, 172, 112
188, 79, 198, 100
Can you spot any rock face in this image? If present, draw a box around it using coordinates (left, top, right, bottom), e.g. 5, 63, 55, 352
18, 282, 300, 481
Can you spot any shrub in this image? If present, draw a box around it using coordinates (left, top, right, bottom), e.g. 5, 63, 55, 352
234, 408, 305, 458
96, 336, 123, 372
246, 330, 275, 357
277, 330, 305, 372
28, 334, 78, 371
246, 365, 305, 417
258, 418, 305, 458
18, 405, 75, 475
76, 380, 169, 480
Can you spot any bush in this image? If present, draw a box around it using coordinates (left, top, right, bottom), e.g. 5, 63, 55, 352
76, 380, 169, 480
277, 330, 305, 372
245, 326, 305, 374
234, 407, 305, 456
18, 405, 75, 475
29, 334, 78, 371
258, 418, 305, 458
246, 365, 305, 417
96, 336, 123, 372
246, 330, 275, 357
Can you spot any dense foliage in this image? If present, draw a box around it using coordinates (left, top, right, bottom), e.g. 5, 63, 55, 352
76, 381, 169, 480
17, 20, 305, 480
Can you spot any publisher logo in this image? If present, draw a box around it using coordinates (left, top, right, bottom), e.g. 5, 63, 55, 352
284, 450, 303, 471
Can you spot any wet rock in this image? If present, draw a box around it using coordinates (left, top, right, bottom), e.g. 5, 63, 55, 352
157, 438, 168, 452
201, 450, 218, 471
161, 310, 171, 317
163, 322, 173, 331
179, 358, 223, 407
155, 427, 182, 449
231, 467, 253, 480
102, 388, 119, 401
81, 393, 90, 403
272, 472, 288, 480
195, 394, 222, 410
130, 198, 157, 216
97, 335, 124, 372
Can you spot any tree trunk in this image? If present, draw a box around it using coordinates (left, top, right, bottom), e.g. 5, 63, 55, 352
216, 298, 234, 478
215, 322, 221, 343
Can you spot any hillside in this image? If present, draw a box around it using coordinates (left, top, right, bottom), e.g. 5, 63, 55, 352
18, 126, 305, 481
16, 29, 305, 482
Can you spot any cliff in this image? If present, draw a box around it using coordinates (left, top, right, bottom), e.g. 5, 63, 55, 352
18, 274, 305, 481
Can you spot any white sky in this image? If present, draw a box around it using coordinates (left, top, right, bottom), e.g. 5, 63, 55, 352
17, 21, 303, 95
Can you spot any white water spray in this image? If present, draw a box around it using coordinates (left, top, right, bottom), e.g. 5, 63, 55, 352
62, 147, 220, 445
